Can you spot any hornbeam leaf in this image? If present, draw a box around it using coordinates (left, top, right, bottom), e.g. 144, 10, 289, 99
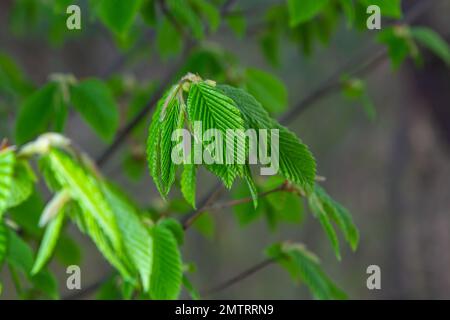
98, 0, 143, 36
0, 148, 15, 219
70, 79, 119, 142
266, 242, 346, 299
287, 0, 329, 27
181, 164, 197, 209
147, 86, 184, 197
0, 222, 7, 268
187, 82, 246, 188
32, 206, 65, 275
217, 85, 316, 191
7, 160, 36, 210
412, 27, 450, 66
150, 224, 182, 300
47, 149, 122, 255
312, 185, 359, 251
102, 183, 153, 292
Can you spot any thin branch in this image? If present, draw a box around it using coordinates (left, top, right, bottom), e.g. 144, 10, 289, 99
201, 258, 275, 297
183, 182, 289, 229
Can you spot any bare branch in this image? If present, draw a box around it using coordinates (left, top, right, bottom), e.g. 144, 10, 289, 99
183, 182, 289, 229
201, 258, 275, 297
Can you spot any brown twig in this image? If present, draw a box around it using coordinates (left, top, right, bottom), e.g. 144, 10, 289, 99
182, 182, 289, 229
201, 258, 275, 297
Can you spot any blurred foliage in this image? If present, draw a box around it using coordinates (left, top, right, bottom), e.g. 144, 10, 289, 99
0, 0, 449, 301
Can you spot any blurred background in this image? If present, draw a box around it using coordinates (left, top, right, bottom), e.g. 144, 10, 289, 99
1, 0, 449, 299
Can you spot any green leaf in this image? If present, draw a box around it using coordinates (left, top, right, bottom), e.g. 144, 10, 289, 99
233, 181, 263, 226
6, 228, 34, 274
377, 26, 419, 69
341, 76, 376, 120
98, 0, 143, 36
150, 223, 183, 300
31, 207, 65, 275
244, 68, 288, 114
0, 148, 15, 218
147, 85, 185, 197
158, 218, 184, 246
411, 27, 450, 66
266, 242, 346, 299
0, 222, 7, 268
308, 185, 359, 259
226, 12, 246, 38
287, 0, 329, 27
192, 212, 215, 239
182, 274, 200, 300
47, 149, 123, 255
141, 0, 156, 26
15, 82, 58, 144
7, 160, 36, 210
156, 17, 183, 59
187, 82, 246, 188
96, 275, 122, 300
360, 0, 402, 18
55, 235, 82, 266
103, 183, 153, 292
167, 0, 204, 39
70, 78, 119, 142
218, 85, 316, 191
9, 191, 44, 237
191, 0, 220, 32
181, 163, 197, 208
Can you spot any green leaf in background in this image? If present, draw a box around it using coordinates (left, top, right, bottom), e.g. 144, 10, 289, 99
377, 26, 420, 69
226, 12, 247, 38
156, 17, 183, 59
55, 235, 82, 266
182, 274, 200, 300
0, 148, 15, 218
411, 27, 450, 66
7, 160, 36, 210
308, 185, 359, 259
0, 52, 32, 98
150, 223, 183, 300
260, 31, 280, 67
191, 0, 220, 32
167, 0, 204, 40
141, 0, 156, 26
6, 228, 34, 273
0, 222, 7, 268
9, 191, 44, 237
192, 212, 215, 239
266, 242, 346, 300
15, 82, 58, 144
339, 0, 355, 27
96, 275, 122, 300
341, 76, 376, 120
244, 68, 288, 114
360, 0, 402, 19
181, 164, 197, 209
287, 0, 329, 27
98, 0, 143, 36
70, 78, 119, 142
32, 207, 65, 275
